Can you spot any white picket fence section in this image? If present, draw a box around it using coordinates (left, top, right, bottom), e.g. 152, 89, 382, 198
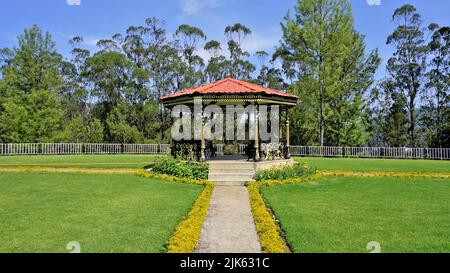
289, 146, 450, 160
0, 143, 449, 160
0, 143, 170, 156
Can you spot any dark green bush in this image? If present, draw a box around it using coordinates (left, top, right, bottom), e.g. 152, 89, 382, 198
151, 157, 209, 180
253, 162, 316, 181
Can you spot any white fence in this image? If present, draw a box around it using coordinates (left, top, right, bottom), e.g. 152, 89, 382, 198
0, 143, 170, 156
289, 146, 450, 160
0, 143, 449, 160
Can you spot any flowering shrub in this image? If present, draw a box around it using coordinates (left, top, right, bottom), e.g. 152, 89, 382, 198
150, 157, 209, 180
253, 162, 316, 181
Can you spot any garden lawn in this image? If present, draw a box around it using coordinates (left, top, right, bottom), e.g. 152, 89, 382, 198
295, 157, 450, 173
0, 172, 203, 253
261, 176, 450, 253
0, 154, 160, 169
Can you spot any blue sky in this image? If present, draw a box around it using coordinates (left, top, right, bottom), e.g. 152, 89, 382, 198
0, 0, 449, 79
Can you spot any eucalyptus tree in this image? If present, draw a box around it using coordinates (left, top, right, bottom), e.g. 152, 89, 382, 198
253, 51, 285, 89
386, 4, 427, 147
224, 23, 255, 79
66, 36, 93, 119
174, 24, 206, 88
367, 79, 409, 147
204, 40, 229, 82
425, 24, 450, 147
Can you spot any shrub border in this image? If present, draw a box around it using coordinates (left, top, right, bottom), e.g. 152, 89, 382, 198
247, 172, 323, 253
138, 171, 214, 253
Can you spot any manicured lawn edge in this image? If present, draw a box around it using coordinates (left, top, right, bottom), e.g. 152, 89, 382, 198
246, 172, 324, 253
138, 171, 214, 253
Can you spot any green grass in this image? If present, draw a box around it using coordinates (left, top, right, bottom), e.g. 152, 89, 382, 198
295, 157, 450, 173
262, 176, 450, 253
0, 172, 203, 253
0, 154, 160, 169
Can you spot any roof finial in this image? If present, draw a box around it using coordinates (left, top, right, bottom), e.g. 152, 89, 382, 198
226, 72, 232, 78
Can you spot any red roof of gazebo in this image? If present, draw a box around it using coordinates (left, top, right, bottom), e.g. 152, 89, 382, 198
160, 77, 299, 101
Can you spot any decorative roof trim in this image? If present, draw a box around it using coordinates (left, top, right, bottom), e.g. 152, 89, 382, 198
160, 77, 299, 101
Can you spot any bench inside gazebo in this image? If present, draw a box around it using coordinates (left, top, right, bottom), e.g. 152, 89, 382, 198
160, 77, 299, 163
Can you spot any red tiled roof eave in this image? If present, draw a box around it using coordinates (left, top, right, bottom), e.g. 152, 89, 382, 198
160, 77, 299, 101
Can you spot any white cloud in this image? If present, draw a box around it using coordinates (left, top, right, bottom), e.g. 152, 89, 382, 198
180, 0, 223, 15
242, 32, 280, 54
83, 37, 101, 47
366, 0, 381, 6
67, 0, 81, 6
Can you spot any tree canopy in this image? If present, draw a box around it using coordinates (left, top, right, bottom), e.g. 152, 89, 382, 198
0, 2, 448, 148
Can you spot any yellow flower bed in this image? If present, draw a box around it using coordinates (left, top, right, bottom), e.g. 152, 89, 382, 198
254, 171, 324, 186
322, 170, 450, 179
139, 171, 214, 253
247, 181, 287, 253
247, 171, 324, 253
167, 183, 214, 253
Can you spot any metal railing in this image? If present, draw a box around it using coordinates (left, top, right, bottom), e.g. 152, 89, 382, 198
289, 146, 450, 160
0, 143, 170, 156
0, 143, 449, 160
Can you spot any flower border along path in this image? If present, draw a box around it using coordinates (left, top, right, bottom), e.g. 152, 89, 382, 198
195, 186, 262, 253
247, 172, 324, 253
139, 171, 214, 253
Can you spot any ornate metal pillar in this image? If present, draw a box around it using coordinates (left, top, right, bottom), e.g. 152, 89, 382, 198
254, 105, 260, 161
200, 110, 206, 162
168, 106, 175, 159
285, 109, 291, 159
279, 113, 283, 141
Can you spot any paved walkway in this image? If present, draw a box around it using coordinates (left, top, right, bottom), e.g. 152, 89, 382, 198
196, 186, 261, 253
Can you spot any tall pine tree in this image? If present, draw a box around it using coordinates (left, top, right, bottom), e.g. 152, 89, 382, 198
0, 25, 64, 142
277, 0, 380, 146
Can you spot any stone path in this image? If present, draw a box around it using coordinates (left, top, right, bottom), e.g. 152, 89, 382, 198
196, 186, 261, 253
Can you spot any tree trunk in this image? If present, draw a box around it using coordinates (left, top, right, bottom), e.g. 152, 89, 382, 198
319, 87, 325, 146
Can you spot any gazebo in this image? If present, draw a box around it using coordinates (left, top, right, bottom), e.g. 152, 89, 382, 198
160, 77, 299, 162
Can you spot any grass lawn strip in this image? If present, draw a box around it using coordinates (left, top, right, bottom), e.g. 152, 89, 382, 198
0, 172, 203, 253
295, 157, 450, 173
261, 176, 450, 253
138, 171, 214, 253
0, 154, 159, 169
